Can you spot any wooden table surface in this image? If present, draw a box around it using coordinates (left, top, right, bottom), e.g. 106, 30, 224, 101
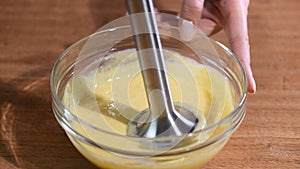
0, 0, 299, 168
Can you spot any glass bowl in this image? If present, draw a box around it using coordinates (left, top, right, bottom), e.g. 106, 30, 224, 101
51, 14, 247, 169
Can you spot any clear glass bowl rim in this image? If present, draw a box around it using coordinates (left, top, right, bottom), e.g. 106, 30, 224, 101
50, 25, 248, 141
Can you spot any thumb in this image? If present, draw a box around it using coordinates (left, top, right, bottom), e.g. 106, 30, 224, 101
179, 0, 205, 41
180, 0, 205, 24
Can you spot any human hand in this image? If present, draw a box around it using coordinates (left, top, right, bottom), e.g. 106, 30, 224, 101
179, 0, 256, 93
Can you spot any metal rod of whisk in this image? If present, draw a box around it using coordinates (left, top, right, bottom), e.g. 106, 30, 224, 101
126, 0, 175, 118
126, 0, 198, 138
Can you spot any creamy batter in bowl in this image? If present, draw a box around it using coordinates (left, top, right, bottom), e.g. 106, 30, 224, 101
51, 15, 247, 169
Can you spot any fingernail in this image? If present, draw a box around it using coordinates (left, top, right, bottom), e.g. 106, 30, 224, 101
249, 76, 256, 94
248, 69, 256, 94
179, 19, 195, 41
251, 75, 257, 93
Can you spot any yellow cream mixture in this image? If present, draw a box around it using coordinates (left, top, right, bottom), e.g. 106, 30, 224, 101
62, 49, 234, 169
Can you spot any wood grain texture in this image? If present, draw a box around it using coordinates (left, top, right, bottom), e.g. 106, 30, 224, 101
0, 0, 299, 168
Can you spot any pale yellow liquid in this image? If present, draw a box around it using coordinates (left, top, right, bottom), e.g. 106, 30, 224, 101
62, 49, 235, 169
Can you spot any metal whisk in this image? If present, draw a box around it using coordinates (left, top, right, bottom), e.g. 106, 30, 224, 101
126, 0, 198, 138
